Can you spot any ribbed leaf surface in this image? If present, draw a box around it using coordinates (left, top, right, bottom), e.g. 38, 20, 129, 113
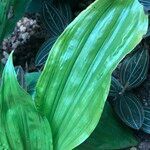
114, 93, 144, 129
141, 107, 150, 134
35, 0, 148, 149
76, 102, 138, 150
120, 49, 149, 90
0, 53, 53, 149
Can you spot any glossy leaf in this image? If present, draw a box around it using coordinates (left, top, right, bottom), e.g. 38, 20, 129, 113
76, 102, 138, 150
114, 93, 144, 129
120, 49, 149, 90
0, 0, 31, 42
35, 36, 57, 67
109, 76, 123, 97
0, 53, 53, 149
141, 107, 150, 134
25, 72, 41, 96
35, 0, 148, 149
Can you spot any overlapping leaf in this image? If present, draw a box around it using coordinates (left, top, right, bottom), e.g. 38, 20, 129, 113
114, 93, 144, 129
139, 0, 150, 12
0, 53, 53, 149
76, 102, 138, 150
120, 49, 149, 90
35, 0, 148, 149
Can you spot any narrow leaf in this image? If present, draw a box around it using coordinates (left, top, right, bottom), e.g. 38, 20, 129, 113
114, 93, 144, 129
0, 52, 53, 149
35, 0, 148, 149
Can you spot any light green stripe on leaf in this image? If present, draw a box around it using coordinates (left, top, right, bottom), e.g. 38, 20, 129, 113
0, 52, 53, 150
35, 0, 148, 149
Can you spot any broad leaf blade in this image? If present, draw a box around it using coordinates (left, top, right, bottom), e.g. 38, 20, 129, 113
35, 0, 148, 149
76, 102, 138, 150
0, 53, 53, 149
114, 93, 144, 129
120, 49, 149, 90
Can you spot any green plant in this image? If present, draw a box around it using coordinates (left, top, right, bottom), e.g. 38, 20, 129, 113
0, 0, 148, 149
0, 0, 31, 43
109, 47, 150, 132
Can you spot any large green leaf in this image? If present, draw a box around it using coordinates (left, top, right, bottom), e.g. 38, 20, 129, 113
0, 0, 30, 42
0, 52, 53, 149
35, 0, 147, 149
76, 102, 138, 150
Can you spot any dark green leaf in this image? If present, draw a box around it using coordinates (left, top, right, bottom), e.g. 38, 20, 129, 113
77, 102, 138, 150
35, 36, 57, 67
42, 1, 68, 36
120, 49, 149, 90
0, 52, 53, 149
114, 93, 144, 129
141, 107, 150, 134
109, 76, 123, 97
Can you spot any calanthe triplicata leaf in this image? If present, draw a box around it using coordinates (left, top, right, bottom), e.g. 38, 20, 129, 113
35, 0, 148, 149
120, 49, 149, 90
0, 52, 53, 149
114, 93, 144, 129
76, 102, 138, 150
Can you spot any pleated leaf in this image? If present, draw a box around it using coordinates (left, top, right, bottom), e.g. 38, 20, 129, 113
109, 76, 123, 97
35, 36, 57, 67
120, 49, 149, 90
76, 102, 138, 150
141, 107, 150, 134
0, 53, 53, 149
0, 0, 31, 42
114, 93, 144, 129
35, 0, 148, 149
